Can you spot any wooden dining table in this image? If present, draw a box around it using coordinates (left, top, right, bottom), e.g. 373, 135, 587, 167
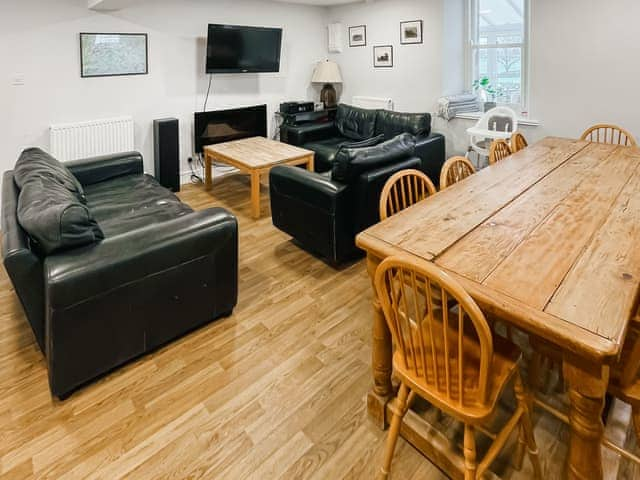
356, 137, 640, 479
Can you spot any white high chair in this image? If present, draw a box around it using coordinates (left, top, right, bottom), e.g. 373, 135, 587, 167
467, 107, 518, 166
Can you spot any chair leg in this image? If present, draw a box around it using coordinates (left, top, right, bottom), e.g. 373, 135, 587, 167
506, 325, 514, 342
554, 359, 566, 393
632, 405, 640, 444
463, 424, 477, 480
529, 350, 543, 393
380, 382, 410, 479
514, 370, 543, 479
513, 424, 526, 471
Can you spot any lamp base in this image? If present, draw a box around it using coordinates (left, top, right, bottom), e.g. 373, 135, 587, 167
320, 84, 337, 108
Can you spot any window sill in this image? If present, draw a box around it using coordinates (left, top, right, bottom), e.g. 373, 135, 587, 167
454, 111, 540, 127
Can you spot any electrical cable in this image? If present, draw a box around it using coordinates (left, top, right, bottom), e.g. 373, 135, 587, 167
203, 75, 213, 112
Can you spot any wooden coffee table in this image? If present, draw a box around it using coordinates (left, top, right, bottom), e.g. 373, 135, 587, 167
203, 137, 315, 219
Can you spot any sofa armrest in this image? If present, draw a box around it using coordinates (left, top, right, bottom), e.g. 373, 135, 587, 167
281, 122, 339, 146
415, 133, 446, 187
269, 165, 347, 213
44, 208, 237, 309
2, 171, 46, 351
66, 151, 144, 186
269, 165, 355, 265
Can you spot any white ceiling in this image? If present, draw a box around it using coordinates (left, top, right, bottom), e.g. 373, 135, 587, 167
90, 0, 366, 9
270, 0, 363, 5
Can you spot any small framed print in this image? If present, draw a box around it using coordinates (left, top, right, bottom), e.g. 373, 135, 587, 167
373, 45, 393, 68
400, 20, 423, 45
349, 25, 367, 47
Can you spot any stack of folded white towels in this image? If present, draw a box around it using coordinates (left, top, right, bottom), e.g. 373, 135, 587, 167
437, 93, 480, 120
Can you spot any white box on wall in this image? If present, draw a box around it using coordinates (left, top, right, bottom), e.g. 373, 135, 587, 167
328, 23, 343, 53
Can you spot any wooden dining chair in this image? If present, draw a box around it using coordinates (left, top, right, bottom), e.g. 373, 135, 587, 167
580, 124, 637, 147
439, 156, 476, 190
530, 310, 640, 465
375, 255, 542, 479
489, 139, 512, 165
511, 132, 529, 153
379, 169, 437, 220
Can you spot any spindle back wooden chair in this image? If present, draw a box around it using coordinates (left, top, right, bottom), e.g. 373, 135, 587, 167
530, 310, 640, 465
440, 156, 476, 190
609, 316, 640, 447
375, 255, 542, 479
488, 139, 512, 165
580, 124, 637, 147
379, 169, 436, 221
510, 131, 529, 153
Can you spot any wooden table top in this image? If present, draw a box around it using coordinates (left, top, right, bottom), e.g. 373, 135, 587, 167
356, 137, 640, 361
203, 136, 314, 170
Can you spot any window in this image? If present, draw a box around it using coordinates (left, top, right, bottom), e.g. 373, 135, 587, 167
467, 0, 529, 111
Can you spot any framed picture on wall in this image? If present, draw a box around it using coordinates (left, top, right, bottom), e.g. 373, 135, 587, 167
349, 25, 367, 47
373, 45, 393, 68
80, 33, 148, 78
400, 20, 423, 45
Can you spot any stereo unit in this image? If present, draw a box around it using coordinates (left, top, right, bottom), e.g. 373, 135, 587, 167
153, 118, 180, 192
280, 101, 315, 115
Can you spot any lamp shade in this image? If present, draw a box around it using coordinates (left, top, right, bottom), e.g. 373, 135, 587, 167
312, 60, 343, 84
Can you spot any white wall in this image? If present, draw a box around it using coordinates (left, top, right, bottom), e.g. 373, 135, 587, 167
326, 0, 445, 113
529, 0, 640, 141
0, 0, 327, 183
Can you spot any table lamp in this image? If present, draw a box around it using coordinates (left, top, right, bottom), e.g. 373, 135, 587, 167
312, 60, 343, 108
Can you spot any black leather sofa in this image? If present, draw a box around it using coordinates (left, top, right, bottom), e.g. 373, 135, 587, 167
280, 104, 445, 184
270, 133, 424, 265
2, 148, 238, 398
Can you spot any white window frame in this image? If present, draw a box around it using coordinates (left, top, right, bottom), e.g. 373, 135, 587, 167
465, 0, 531, 113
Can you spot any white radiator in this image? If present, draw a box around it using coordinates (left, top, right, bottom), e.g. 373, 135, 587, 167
352, 96, 394, 110
50, 116, 135, 161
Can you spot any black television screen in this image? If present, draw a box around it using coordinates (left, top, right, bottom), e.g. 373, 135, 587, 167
206, 24, 282, 74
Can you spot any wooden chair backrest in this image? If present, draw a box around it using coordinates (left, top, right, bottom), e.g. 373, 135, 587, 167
440, 156, 476, 190
580, 124, 637, 147
489, 139, 512, 165
379, 169, 437, 220
374, 255, 494, 407
511, 132, 528, 153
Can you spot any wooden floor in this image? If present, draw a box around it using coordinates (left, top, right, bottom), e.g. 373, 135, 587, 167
0, 173, 637, 479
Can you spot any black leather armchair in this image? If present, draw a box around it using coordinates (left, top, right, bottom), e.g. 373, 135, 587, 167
281, 104, 446, 186
2, 151, 238, 398
270, 133, 422, 265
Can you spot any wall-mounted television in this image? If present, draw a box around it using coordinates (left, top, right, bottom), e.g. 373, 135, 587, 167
206, 24, 282, 74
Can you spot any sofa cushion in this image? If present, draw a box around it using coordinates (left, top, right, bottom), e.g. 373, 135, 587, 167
331, 133, 417, 184
83, 174, 193, 237
17, 176, 103, 254
303, 137, 346, 172
304, 134, 385, 172
335, 104, 378, 141
14, 148, 86, 202
375, 110, 431, 140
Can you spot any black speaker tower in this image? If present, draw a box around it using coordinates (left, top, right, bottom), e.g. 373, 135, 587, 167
153, 118, 180, 192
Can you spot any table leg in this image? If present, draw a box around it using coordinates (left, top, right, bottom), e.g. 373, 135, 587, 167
306, 155, 315, 172
250, 171, 261, 219
205, 154, 213, 191
563, 360, 609, 480
366, 254, 393, 429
